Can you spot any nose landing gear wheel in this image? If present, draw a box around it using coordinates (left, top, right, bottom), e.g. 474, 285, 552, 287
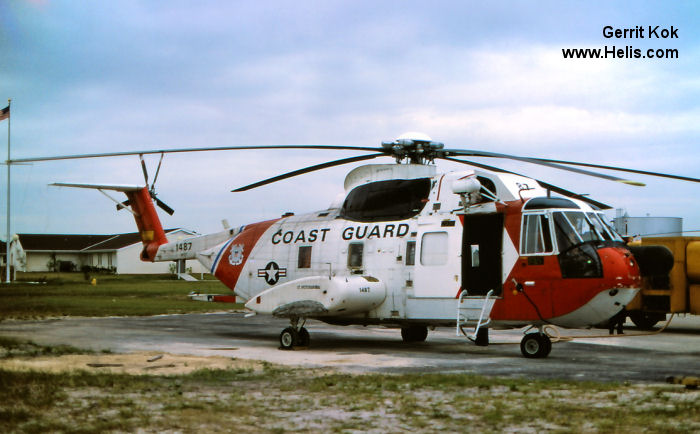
520, 333, 552, 358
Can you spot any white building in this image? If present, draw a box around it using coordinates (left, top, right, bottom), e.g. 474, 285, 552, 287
15, 229, 208, 275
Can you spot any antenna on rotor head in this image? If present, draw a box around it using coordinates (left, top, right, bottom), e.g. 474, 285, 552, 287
381, 132, 444, 165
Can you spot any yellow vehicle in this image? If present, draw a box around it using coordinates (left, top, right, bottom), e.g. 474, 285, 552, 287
627, 236, 700, 328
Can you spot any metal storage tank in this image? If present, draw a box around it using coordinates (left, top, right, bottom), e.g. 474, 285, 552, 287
613, 209, 683, 238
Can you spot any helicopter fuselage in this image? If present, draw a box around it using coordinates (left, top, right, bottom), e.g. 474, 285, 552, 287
153, 164, 641, 330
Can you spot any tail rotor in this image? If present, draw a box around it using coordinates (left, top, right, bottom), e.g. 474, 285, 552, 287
117, 153, 175, 215
142, 153, 175, 216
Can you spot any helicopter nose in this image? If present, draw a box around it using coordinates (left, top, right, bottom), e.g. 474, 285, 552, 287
627, 244, 674, 277
597, 245, 642, 288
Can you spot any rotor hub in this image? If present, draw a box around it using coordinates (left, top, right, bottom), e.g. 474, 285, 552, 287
381, 132, 445, 164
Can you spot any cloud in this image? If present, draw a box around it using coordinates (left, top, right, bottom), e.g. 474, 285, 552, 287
2, 2, 699, 236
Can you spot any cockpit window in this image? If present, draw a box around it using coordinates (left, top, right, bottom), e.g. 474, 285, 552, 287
589, 212, 624, 242
566, 212, 601, 242
521, 214, 553, 255
553, 212, 582, 251
340, 178, 431, 222
553, 211, 609, 251
585, 212, 613, 241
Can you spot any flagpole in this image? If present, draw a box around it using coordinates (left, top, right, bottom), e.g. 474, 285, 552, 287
5, 98, 10, 283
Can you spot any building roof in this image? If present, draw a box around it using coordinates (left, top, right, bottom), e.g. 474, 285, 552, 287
18, 234, 113, 251
17, 229, 195, 252
84, 233, 145, 251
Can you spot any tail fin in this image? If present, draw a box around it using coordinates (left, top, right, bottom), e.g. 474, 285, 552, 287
124, 187, 168, 261
52, 183, 168, 261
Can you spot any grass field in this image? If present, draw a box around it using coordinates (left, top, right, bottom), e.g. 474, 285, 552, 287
0, 337, 698, 433
0, 272, 240, 319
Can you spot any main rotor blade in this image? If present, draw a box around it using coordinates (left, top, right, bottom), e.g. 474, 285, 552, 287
534, 180, 612, 210
442, 157, 612, 209
9, 144, 381, 164
443, 149, 645, 186
232, 153, 385, 192
525, 157, 700, 184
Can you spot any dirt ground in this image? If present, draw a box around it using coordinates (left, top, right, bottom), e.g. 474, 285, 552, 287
0, 351, 264, 376
1, 339, 698, 432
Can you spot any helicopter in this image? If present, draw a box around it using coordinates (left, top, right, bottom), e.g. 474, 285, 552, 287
20, 132, 699, 358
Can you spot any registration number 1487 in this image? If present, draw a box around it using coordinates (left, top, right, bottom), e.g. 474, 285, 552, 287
176, 242, 192, 252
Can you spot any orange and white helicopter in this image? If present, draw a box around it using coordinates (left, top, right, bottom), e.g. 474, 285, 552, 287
18, 132, 699, 358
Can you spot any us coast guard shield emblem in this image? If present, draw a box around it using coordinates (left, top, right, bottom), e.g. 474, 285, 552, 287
228, 244, 245, 266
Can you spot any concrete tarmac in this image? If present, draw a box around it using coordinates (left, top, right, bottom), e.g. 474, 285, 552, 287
1, 312, 699, 383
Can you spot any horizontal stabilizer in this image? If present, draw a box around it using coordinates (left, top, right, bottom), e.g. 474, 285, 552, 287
51, 182, 144, 192
52, 182, 169, 261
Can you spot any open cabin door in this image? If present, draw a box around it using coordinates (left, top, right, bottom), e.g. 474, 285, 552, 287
462, 213, 503, 296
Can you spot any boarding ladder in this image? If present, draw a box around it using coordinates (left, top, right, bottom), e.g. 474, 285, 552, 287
456, 289, 495, 342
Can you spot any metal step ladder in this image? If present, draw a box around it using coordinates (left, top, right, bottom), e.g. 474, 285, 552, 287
456, 289, 495, 342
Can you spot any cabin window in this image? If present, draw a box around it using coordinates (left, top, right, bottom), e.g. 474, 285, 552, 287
348, 243, 363, 268
340, 178, 431, 222
298, 246, 312, 268
470, 244, 480, 267
420, 232, 448, 266
521, 214, 553, 255
406, 241, 416, 266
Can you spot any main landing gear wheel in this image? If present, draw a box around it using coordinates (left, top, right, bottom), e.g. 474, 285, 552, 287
475, 327, 489, 347
280, 316, 310, 350
298, 327, 310, 347
279, 326, 310, 350
520, 333, 552, 358
401, 325, 428, 343
279, 327, 299, 350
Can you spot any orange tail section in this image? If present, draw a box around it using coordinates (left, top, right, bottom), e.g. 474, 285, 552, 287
125, 187, 168, 261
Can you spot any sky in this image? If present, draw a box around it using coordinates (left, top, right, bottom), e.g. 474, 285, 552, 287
1, 0, 699, 238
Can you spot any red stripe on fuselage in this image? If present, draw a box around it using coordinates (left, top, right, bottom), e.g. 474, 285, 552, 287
214, 219, 280, 290
500, 200, 522, 251
436, 174, 446, 201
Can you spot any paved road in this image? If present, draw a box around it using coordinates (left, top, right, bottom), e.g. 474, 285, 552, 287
1, 312, 699, 383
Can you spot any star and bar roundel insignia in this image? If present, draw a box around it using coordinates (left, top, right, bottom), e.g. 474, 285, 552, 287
257, 261, 287, 285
